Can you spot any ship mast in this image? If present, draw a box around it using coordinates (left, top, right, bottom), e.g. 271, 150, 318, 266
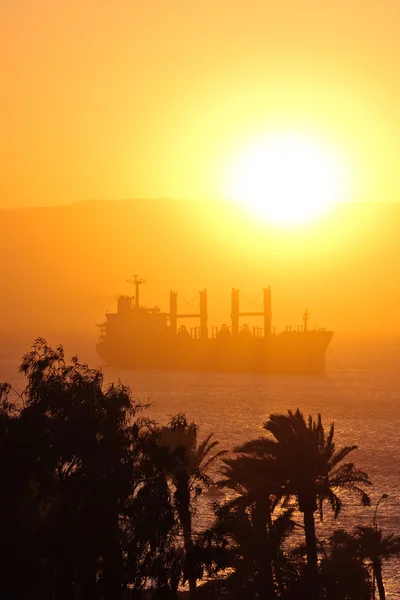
127, 275, 146, 308
303, 309, 310, 332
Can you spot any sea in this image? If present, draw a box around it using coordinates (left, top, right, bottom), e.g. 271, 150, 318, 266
1, 334, 400, 597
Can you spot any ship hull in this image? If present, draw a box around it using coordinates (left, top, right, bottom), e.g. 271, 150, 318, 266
96, 331, 333, 375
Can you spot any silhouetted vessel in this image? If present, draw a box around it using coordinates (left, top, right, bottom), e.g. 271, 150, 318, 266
96, 277, 333, 374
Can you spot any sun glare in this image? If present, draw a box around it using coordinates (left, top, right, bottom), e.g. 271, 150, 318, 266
224, 132, 350, 227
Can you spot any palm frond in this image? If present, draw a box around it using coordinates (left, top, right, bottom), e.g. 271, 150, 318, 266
330, 463, 371, 491
235, 436, 277, 457
325, 488, 343, 519
200, 449, 228, 475
195, 433, 215, 462
328, 445, 358, 470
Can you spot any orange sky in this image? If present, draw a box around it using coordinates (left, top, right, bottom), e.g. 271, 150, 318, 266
1, 2, 400, 341
1, 0, 399, 207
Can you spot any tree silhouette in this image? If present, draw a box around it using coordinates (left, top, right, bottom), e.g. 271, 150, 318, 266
237, 409, 371, 600
158, 414, 226, 598
355, 526, 400, 600
0, 339, 177, 600
218, 453, 293, 598
202, 496, 295, 598
3, 343, 392, 600
319, 529, 371, 600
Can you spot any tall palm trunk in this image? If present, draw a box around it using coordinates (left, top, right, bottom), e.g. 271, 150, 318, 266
303, 509, 319, 600
182, 517, 197, 597
253, 496, 276, 599
264, 497, 285, 597
257, 542, 275, 599
176, 475, 197, 598
373, 561, 385, 600
76, 559, 97, 600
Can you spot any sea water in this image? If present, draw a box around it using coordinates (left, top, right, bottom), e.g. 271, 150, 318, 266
1, 335, 399, 597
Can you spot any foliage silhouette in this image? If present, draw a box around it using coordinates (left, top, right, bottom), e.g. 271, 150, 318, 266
319, 529, 372, 600
157, 413, 227, 598
217, 453, 294, 598
2, 342, 400, 600
236, 409, 371, 600
0, 339, 178, 599
200, 499, 296, 599
355, 526, 400, 600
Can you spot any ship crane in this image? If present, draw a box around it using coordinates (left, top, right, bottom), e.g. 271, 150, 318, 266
231, 288, 272, 337
127, 275, 146, 308
169, 290, 208, 339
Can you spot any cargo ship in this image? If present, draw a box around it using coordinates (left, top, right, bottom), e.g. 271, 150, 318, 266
96, 277, 333, 374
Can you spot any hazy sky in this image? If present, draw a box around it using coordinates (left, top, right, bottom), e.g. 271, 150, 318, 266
1, 0, 399, 207
0, 199, 399, 337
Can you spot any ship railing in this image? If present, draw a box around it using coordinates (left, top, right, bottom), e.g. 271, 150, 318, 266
283, 325, 327, 333
210, 325, 267, 339
137, 304, 161, 313
190, 327, 201, 339
239, 326, 265, 338
285, 325, 306, 332
251, 326, 264, 338
211, 325, 231, 338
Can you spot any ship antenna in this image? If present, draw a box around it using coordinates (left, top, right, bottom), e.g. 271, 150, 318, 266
127, 275, 146, 308
303, 309, 310, 332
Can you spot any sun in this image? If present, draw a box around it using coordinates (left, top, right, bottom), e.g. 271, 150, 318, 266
223, 132, 350, 227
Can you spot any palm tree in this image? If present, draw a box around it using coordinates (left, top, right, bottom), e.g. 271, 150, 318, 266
219, 454, 290, 598
237, 409, 371, 600
159, 414, 226, 598
355, 526, 400, 600
319, 529, 371, 600
202, 492, 294, 600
